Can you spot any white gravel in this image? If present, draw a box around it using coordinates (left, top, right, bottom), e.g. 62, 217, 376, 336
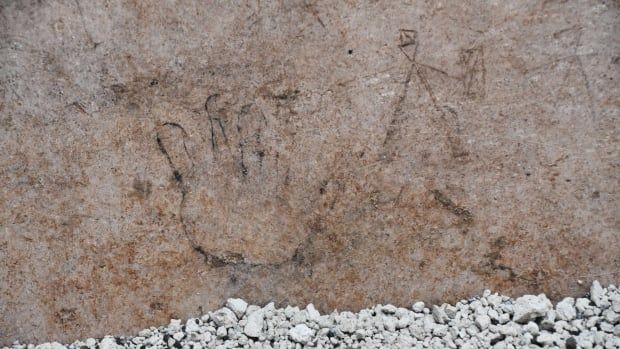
5, 281, 620, 349
513, 294, 553, 324
226, 299, 249, 319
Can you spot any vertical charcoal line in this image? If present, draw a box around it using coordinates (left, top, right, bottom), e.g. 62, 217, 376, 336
205, 94, 220, 152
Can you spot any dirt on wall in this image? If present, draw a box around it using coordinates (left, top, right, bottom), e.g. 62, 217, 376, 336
0, 0, 619, 344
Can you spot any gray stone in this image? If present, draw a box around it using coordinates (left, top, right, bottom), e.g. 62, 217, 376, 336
432, 324, 448, 337
575, 298, 591, 314
243, 310, 264, 338
553, 320, 568, 334
305, 304, 321, 323
432, 305, 449, 325
603, 309, 619, 324
99, 337, 121, 349
590, 281, 610, 309
412, 302, 425, 313
168, 319, 183, 332
513, 294, 552, 323
185, 318, 201, 333
216, 326, 227, 338
34, 343, 65, 349
382, 316, 396, 332
475, 315, 490, 330
396, 317, 410, 330
571, 319, 584, 332
245, 305, 261, 317
444, 305, 458, 319
225, 298, 248, 319
288, 324, 314, 344
556, 298, 577, 321
498, 313, 511, 324
609, 290, 620, 311
585, 316, 599, 328
211, 308, 238, 328
535, 331, 557, 346
540, 312, 556, 331
486, 295, 502, 309
487, 309, 499, 322
522, 322, 539, 335
381, 304, 397, 314
600, 321, 614, 333
576, 331, 595, 349
338, 315, 358, 334
498, 322, 520, 337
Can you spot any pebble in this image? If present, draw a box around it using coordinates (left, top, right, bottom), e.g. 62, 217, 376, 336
168, 319, 182, 332
243, 309, 264, 338
34, 343, 65, 349
185, 318, 201, 333
305, 304, 321, 322
523, 321, 539, 335
513, 294, 552, 323
288, 324, 314, 344
381, 304, 397, 314
99, 337, 120, 349
412, 301, 425, 312
6, 281, 618, 349
225, 298, 248, 319
590, 280, 609, 308
210, 308, 237, 328
475, 314, 490, 330
431, 305, 449, 324
215, 326, 227, 338
535, 331, 556, 346
556, 297, 577, 321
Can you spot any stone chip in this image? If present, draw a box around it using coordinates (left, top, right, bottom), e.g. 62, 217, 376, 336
513, 294, 552, 323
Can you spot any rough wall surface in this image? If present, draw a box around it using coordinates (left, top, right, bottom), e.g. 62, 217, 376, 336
0, 0, 618, 344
